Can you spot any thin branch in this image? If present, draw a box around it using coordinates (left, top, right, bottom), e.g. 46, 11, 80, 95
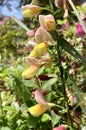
68, 0, 86, 34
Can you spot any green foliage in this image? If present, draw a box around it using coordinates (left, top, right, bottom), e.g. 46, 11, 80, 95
0, 0, 86, 130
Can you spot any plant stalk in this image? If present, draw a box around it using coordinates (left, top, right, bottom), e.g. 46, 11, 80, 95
54, 31, 73, 128
0, 89, 4, 119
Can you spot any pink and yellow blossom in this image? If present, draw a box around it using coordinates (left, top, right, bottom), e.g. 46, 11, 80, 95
22, 5, 43, 17
28, 89, 55, 117
39, 14, 56, 31
35, 27, 55, 44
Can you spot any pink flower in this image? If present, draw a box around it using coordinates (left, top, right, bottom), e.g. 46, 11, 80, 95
76, 23, 85, 37
26, 29, 37, 36
53, 125, 67, 130
0, 21, 4, 26
39, 14, 56, 31
35, 27, 55, 44
62, 22, 69, 28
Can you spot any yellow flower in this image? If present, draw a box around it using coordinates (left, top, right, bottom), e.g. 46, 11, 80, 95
22, 5, 43, 17
29, 42, 48, 58
28, 103, 54, 117
22, 65, 39, 79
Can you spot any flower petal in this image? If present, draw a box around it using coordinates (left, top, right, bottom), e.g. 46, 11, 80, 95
39, 14, 56, 31
28, 104, 50, 117
25, 57, 41, 66
53, 125, 67, 130
29, 42, 48, 58
22, 65, 39, 79
22, 5, 42, 17
35, 27, 55, 44
34, 89, 48, 106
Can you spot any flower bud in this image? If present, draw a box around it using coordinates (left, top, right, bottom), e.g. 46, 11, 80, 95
22, 5, 43, 17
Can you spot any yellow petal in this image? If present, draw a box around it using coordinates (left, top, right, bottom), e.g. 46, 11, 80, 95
28, 104, 50, 117
22, 5, 42, 17
29, 42, 48, 58
45, 19, 56, 31
22, 65, 39, 79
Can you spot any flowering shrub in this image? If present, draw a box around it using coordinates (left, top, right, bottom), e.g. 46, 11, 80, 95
0, 0, 86, 130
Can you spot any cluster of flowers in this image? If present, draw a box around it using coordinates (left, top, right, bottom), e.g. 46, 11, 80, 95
22, 3, 56, 115
21, 2, 68, 130
21, 1, 85, 129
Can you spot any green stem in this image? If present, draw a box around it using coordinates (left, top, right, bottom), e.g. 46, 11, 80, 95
68, 0, 86, 34
54, 31, 73, 128
0, 90, 4, 118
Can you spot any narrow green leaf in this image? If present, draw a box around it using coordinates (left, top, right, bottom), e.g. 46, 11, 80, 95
68, 0, 86, 34
59, 35, 86, 65
12, 16, 30, 31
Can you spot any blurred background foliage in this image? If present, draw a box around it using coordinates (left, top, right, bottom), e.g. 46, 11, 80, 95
0, 0, 86, 130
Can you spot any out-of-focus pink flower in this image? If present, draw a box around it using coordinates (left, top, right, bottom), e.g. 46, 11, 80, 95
0, 21, 4, 26
22, 5, 43, 17
25, 45, 33, 51
26, 29, 37, 36
76, 23, 85, 37
17, 49, 23, 55
28, 89, 55, 117
4, 17, 10, 20
62, 22, 69, 28
39, 14, 56, 31
53, 125, 67, 130
35, 27, 55, 44
74, 96, 77, 105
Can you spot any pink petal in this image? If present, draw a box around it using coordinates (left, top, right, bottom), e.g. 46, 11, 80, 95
53, 125, 67, 130
34, 89, 48, 106
25, 56, 42, 66
76, 23, 84, 37
39, 14, 56, 31
34, 89, 55, 107
26, 29, 36, 36
35, 27, 55, 44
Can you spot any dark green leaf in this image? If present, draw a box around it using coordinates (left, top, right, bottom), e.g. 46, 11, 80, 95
51, 110, 61, 127
59, 35, 86, 65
